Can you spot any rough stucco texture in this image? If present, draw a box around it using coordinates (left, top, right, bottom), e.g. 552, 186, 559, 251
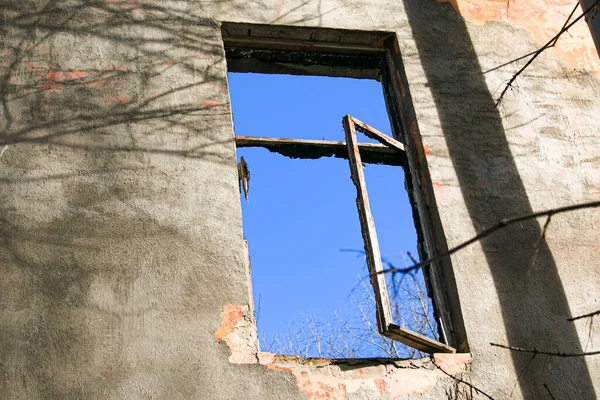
0, 0, 599, 399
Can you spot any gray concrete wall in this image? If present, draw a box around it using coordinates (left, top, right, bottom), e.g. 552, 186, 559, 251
1, 0, 599, 399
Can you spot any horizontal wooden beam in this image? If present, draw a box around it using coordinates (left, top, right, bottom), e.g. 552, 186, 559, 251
384, 324, 456, 354
235, 136, 406, 166
223, 36, 388, 55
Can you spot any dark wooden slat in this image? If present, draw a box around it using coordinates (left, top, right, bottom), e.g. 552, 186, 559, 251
350, 116, 405, 152
235, 136, 406, 166
223, 36, 388, 56
384, 324, 456, 354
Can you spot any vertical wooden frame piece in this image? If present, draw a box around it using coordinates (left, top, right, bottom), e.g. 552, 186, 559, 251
343, 115, 394, 333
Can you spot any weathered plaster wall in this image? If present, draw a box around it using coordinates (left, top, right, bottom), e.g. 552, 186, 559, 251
437, 0, 600, 73
1, 0, 599, 399
216, 303, 473, 399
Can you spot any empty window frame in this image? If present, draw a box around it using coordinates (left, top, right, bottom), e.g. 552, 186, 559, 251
236, 115, 453, 354
223, 22, 466, 355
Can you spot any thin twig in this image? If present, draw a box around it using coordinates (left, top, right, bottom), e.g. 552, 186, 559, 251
379, 200, 600, 277
432, 360, 496, 400
544, 383, 557, 400
531, 214, 552, 267
586, 317, 595, 352
254, 294, 262, 325
495, 0, 600, 106
568, 309, 600, 322
485, 49, 540, 75
510, 353, 536, 397
490, 342, 600, 357
407, 251, 419, 265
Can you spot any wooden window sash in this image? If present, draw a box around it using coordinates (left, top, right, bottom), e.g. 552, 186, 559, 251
342, 115, 455, 354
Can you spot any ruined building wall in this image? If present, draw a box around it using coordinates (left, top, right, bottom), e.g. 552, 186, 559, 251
1, 0, 599, 399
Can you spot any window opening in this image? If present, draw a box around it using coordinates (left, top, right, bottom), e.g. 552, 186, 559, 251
229, 72, 455, 358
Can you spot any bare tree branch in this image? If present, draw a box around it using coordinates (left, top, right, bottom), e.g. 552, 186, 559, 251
567, 309, 600, 322
495, 0, 600, 106
254, 294, 262, 326
432, 360, 496, 400
509, 353, 537, 397
380, 200, 600, 277
484, 2, 580, 75
490, 342, 600, 357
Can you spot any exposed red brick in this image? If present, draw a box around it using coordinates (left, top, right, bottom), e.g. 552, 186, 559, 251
47, 70, 87, 82
298, 380, 349, 400
265, 364, 295, 374
434, 353, 472, 374
374, 379, 388, 395
202, 100, 224, 108
424, 144, 432, 157
257, 352, 277, 365
214, 304, 244, 343
104, 95, 129, 105
216, 302, 472, 399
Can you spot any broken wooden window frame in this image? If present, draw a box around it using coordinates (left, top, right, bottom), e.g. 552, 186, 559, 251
223, 22, 468, 355
342, 115, 455, 354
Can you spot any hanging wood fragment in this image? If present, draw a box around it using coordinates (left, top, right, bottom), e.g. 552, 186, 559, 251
238, 156, 250, 202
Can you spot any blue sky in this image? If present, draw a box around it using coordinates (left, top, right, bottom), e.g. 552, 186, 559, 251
228, 73, 434, 357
